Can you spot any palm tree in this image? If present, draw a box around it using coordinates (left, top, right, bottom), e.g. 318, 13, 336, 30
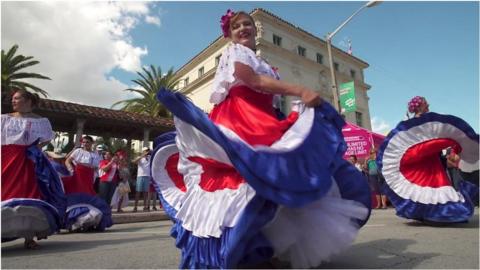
1, 44, 51, 97
113, 65, 179, 117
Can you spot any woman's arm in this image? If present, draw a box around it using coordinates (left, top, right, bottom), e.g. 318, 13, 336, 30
234, 62, 322, 107
65, 155, 75, 172
100, 158, 117, 172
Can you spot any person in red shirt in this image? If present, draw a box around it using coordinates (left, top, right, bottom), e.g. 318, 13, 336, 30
98, 151, 119, 205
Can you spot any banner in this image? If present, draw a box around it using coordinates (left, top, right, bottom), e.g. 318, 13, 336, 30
339, 81, 356, 113
344, 134, 371, 158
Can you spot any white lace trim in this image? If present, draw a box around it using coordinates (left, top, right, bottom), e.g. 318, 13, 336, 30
381, 121, 479, 204
1, 114, 54, 145
210, 43, 280, 105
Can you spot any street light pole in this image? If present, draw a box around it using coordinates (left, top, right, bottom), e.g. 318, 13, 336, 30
326, 0, 382, 112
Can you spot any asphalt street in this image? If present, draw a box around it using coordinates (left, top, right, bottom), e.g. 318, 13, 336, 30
1, 208, 478, 269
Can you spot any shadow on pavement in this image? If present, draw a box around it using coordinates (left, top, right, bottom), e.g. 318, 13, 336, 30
318, 238, 439, 269
404, 213, 479, 228
1, 233, 171, 256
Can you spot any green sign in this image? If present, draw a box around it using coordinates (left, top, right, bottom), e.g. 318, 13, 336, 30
339, 81, 356, 113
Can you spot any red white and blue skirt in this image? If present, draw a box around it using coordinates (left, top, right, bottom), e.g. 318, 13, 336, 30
152, 86, 372, 268
58, 163, 112, 231
1, 144, 66, 242
377, 112, 479, 223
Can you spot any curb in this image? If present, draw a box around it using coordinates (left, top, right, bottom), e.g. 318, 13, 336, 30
112, 210, 171, 224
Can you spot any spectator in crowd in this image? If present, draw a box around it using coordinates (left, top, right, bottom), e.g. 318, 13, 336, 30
348, 155, 363, 171
98, 150, 119, 205
147, 183, 161, 211
93, 144, 107, 193
132, 147, 151, 212
110, 150, 131, 213
364, 148, 388, 209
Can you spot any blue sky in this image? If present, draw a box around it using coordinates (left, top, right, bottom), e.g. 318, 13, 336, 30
2, 1, 478, 134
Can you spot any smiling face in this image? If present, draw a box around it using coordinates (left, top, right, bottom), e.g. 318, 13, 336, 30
82, 137, 93, 151
229, 13, 257, 50
11, 91, 32, 113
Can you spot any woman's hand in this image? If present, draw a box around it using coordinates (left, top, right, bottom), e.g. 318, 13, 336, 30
66, 164, 74, 173
301, 89, 322, 107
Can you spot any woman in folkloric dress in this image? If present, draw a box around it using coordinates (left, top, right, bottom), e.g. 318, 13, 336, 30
151, 10, 372, 269
1, 89, 66, 249
61, 136, 112, 232
377, 96, 479, 224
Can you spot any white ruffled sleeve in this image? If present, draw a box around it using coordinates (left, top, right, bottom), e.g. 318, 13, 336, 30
210, 43, 261, 105
1, 115, 54, 145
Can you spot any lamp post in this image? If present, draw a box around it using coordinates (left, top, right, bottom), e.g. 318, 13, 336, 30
326, 0, 382, 112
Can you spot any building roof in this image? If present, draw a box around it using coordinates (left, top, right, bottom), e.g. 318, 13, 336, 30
1, 93, 174, 140
38, 98, 173, 128
252, 8, 369, 67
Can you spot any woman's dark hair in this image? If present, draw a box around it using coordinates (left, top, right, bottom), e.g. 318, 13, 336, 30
103, 151, 112, 159
12, 89, 40, 108
82, 135, 94, 143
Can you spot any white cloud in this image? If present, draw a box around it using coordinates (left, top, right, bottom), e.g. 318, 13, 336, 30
145, 15, 161, 26
337, 36, 351, 50
371, 116, 391, 135
1, 1, 159, 107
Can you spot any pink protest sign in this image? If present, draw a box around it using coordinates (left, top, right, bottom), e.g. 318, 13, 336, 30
342, 122, 385, 159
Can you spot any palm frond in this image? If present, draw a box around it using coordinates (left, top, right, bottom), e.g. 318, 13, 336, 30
9, 72, 51, 80
1, 44, 50, 97
10, 81, 49, 97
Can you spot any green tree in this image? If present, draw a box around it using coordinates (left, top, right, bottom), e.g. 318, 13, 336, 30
1, 44, 51, 97
112, 65, 179, 117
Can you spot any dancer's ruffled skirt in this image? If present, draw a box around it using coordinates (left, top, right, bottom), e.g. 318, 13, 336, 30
377, 112, 479, 223
152, 86, 372, 268
1, 144, 66, 242
57, 163, 112, 231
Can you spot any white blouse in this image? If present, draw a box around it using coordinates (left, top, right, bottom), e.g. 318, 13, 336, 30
1, 114, 54, 146
69, 148, 99, 167
210, 43, 281, 105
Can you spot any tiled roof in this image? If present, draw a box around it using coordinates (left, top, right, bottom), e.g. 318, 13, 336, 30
37, 98, 174, 128
1, 93, 174, 128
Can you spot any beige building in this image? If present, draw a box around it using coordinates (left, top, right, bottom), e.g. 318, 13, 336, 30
174, 8, 373, 130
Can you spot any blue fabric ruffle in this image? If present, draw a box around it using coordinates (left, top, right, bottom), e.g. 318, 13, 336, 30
168, 196, 276, 269
377, 112, 479, 223
64, 193, 113, 231
26, 144, 67, 226
381, 180, 477, 223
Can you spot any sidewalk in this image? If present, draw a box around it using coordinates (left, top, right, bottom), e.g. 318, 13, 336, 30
111, 201, 170, 224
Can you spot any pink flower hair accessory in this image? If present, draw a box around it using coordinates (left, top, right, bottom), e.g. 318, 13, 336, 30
220, 9, 236, 38
408, 96, 425, 113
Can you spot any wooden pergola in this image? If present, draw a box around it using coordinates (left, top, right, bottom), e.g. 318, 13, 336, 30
1, 94, 175, 150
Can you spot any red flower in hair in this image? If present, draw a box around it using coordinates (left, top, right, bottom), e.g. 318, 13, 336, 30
220, 9, 235, 38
